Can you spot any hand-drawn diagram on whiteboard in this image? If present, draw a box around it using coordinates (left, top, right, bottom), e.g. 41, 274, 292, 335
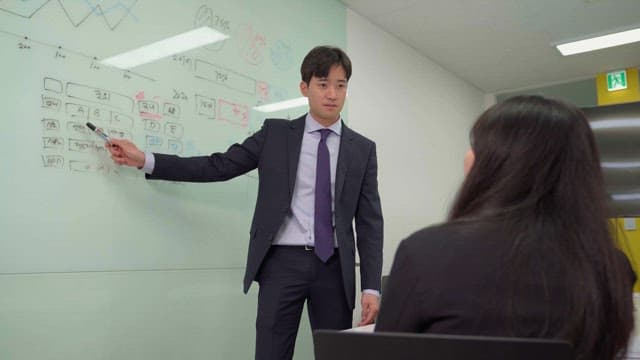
0, 2, 345, 357
40, 76, 172, 174
0, 0, 138, 30
0, 1, 345, 181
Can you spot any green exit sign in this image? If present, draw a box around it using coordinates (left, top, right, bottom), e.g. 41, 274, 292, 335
607, 70, 628, 92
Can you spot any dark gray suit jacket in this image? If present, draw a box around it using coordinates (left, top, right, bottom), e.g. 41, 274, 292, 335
147, 115, 383, 309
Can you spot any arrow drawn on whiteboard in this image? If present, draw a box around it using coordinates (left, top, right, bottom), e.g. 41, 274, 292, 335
0, 0, 138, 31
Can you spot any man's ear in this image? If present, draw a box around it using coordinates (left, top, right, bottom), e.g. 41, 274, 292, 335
299, 81, 308, 97
463, 149, 475, 176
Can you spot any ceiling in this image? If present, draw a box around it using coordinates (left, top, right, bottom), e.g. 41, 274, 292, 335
341, 0, 640, 94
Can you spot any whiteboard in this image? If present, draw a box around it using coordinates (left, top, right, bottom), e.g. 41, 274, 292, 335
0, 0, 346, 359
0, 0, 346, 272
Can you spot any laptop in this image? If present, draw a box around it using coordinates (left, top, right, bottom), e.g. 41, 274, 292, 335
313, 330, 574, 360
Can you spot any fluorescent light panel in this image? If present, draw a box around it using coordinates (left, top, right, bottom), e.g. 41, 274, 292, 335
253, 97, 308, 113
601, 161, 640, 169
556, 27, 640, 56
611, 193, 640, 201
101, 26, 229, 69
589, 118, 640, 129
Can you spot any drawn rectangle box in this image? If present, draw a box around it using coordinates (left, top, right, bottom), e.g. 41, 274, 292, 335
67, 121, 89, 135
218, 99, 248, 127
163, 102, 181, 118
138, 100, 160, 119
42, 137, 64, 150
42, 155, 64, 168
42, 119, 61, 131
66, 82, 134, 113
145, 135, 163, 151
112, 113, 134, 129
195, 95, 216, 118
105, 128, 132, 141
90, 107, 112, 123
66, 103, 89, 119
168, 139, 183, 154
69, 160, 92, 173
42, 95, 61, 110
43, 77, 63, 93
194, 59, 256, 95
143, 119, 161, 133
164, 122, 183, 138
68, 138, 95, 153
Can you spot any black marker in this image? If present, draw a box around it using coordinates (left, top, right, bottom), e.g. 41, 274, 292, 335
86, 122, 111, 143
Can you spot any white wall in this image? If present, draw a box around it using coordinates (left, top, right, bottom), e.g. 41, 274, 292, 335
346, 9, 485, 280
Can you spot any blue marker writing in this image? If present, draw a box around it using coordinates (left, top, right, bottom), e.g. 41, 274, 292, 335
86, 122, 111, 143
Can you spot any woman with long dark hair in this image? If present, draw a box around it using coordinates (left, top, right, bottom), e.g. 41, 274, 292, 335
375, 95, 634, 360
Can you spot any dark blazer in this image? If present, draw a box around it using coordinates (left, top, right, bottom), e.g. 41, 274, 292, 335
147, 115, 383, 309
376, 220, 634, 338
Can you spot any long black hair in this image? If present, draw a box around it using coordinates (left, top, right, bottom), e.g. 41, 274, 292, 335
449, 95, 633, 359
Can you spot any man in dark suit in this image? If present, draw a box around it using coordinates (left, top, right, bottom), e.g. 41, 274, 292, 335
106, 46, 383, 360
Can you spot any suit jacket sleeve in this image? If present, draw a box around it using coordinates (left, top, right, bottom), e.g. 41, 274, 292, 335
147, 122, 266, 182
355, 143, 384, 291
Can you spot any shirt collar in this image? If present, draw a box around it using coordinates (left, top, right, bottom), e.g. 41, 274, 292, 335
305, 113, 342, 136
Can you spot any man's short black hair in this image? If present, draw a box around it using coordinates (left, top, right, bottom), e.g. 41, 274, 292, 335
300, 46, 352, 84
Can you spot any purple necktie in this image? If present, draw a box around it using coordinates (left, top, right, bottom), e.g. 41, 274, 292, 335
314, 129, 334, 262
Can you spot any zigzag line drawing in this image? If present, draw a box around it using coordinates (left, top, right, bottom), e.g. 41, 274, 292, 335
0, 0, 138, 31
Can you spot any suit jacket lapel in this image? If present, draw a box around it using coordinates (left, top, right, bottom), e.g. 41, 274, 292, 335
336, 121, 353, 200
287, 116, 306, 199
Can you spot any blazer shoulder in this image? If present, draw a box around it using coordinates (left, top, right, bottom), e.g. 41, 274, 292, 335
402, 220, 510, 259
402, 222, 454, 248
263, 115, 305, 129
343, 124, 376, 147
262, 118, 289, 129
402, 221, 490, 249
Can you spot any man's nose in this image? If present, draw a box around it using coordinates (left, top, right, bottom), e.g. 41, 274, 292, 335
326, 86, 337, 99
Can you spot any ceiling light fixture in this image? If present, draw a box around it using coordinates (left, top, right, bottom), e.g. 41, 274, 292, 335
555, 27, 640, 56
601, 161, 640, 169
101, 26, 229, 69
611, 193, 640, 201
253, 97, 308, 113
589, 118, 640, 129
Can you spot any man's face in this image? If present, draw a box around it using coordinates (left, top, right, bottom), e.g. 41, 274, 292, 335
300, 65, 347, 126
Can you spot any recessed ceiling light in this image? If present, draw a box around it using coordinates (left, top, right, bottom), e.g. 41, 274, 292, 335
589, 118, 640, 129
601, 161, 640, 169
101, 26, 229, 69
555, 27, 640, 56
253, 97, 308, 113
611, 193, 640, 201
